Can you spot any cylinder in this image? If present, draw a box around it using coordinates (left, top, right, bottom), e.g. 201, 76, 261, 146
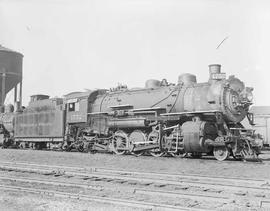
182, 120, 214, 153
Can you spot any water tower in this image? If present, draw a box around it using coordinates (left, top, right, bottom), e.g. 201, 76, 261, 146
0, 45, 23, 108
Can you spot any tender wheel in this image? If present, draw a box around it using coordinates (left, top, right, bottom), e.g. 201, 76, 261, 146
213, 146, 229, 161
112, 130, 128, 155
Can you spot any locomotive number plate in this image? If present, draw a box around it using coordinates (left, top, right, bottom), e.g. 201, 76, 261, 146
211, 73, 226, 80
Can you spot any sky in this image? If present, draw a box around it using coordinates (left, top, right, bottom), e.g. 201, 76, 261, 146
0, 0, 270, 106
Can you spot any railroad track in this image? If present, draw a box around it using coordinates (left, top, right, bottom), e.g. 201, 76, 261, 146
0, 161, 269, 209
0, 175, 230, 202
0, 167, 218, 210
0, 184, 204, 211
0, 161, 269, 192
2, 161, 265, 184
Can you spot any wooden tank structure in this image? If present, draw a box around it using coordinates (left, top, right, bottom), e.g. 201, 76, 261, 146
0, 45, 23, 109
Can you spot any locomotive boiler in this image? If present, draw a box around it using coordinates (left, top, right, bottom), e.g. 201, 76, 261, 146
0, 64, 262, 161
93, 64, 249, 123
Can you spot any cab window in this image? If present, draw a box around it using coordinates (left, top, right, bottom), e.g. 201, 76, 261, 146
68, 103, 75, 111
68, 102, 80, 112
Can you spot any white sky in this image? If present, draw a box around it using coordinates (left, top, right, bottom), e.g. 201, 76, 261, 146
0, 0, 270, 105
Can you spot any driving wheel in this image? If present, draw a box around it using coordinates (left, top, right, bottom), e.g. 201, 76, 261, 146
112, 130, 128, 155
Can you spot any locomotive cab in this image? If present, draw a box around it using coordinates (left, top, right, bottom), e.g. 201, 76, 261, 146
64, 89, 107, 124
65, 91, 90, 124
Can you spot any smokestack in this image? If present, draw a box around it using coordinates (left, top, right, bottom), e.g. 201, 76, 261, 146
209, 64, 223, 82
209, 64, 221, 74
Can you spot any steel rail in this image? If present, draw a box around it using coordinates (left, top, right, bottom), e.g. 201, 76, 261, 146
134, 189, 264, 208
134, 189, 270, 208
72, 171, 270, 193
0, 172, 266, 208
134, 189, 230, 203
95, 167, 269, 186
0, 161, 87, 171
0, 175, 233, 203
0, 176, 103, 191
0, 165, 269, 194
0, 161, 267, 186
0, 184, 207, 211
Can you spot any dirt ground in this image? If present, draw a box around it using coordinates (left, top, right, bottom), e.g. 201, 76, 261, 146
0, 149, 269, 179
0, 149, 269, 211
0, 192, 140, 211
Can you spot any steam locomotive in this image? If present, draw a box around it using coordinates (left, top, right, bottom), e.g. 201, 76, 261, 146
0, 64, 262, 161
